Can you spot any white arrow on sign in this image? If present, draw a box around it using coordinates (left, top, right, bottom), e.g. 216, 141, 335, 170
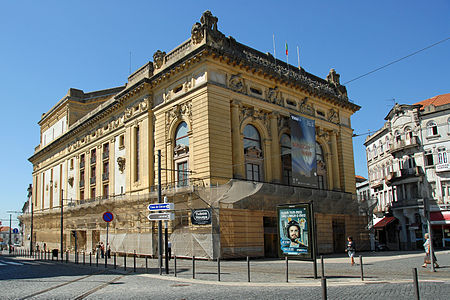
147, 212, 175, 221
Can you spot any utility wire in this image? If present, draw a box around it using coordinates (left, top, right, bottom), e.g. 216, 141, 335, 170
344, 37, 450, 85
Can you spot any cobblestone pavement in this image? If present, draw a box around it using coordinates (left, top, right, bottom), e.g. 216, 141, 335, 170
1, 250, 449, 299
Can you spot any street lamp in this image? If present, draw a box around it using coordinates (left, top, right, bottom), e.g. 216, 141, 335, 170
27, 184, 33, 255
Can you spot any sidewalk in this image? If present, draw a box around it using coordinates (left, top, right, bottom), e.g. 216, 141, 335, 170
5, 249, 450, 287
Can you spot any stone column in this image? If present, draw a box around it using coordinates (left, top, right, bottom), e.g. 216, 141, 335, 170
330, 130, 341, 190
231, 100, 244, 179
109, 138, 115, 197
270, 113, 281, 183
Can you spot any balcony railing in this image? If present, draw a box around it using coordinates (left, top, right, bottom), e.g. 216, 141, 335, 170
436, 163, 450, 172
102, 173, 109, 181
90, 176, 96, 185
390, 136, 419, 153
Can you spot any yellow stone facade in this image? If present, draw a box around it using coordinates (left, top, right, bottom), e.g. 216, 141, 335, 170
24, 11, 365, 259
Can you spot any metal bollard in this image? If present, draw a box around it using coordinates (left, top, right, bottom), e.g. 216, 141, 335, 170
359, 256, 364, 281
124, 253, 127, 271
412, 268, 420, 300
174, 256, 177, 277
66, 251, 68, 263
96, 252, 99, 267
105, 250, 108, 269
192, 256, 195, 279
285, 256, 289, 283
321, 277, 327, 300
321, 255, 325, 278
83, 252, 85, 265
247, 256, 250, 282
76, 251, 78, 264
217, 257, 221, 282
145, 256, 148, 273
114, 253, 116, 269
133, 251, 136, 273
90, 252, 92, 266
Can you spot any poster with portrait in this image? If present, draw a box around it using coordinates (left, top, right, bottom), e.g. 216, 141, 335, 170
289, 114, 317, 188
277, 203, 315, 260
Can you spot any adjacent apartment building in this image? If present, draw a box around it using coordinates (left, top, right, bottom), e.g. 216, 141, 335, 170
22, 11, 366, 259
364, 93, 450, 250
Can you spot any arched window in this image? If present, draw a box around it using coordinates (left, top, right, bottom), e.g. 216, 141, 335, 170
427, 121, 438, 136
405, 126, 412, 140
280, 134, 291, 184
316, 142, 327, 189
174, 122, 189, 186
244, 125, 263, 181
394, 130, 401, 142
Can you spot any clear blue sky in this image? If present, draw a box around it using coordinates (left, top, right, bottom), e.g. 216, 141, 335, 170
1, 1, 449, 226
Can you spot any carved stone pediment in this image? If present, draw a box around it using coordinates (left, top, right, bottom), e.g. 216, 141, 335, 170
153, 50, 166, 69
174, 144, 189, 158
117, 157, 126, 173
244, 146, 263, 159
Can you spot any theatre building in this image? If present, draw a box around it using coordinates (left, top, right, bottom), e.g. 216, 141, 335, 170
24, 11, 365, 259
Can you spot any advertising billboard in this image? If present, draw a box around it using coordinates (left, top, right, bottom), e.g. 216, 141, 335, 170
289, 114, 317, 188
277, 203, 315, 260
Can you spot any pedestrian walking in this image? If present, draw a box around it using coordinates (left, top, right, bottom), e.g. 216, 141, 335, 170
345, 236, 356, 266
422, 233, 439, 268
100, 242, 105, 258
168, 241, 172, 260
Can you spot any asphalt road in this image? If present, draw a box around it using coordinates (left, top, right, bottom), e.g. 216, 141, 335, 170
1, 250, 449, 299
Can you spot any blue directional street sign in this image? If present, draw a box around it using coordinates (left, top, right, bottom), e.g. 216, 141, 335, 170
148, 203, 174, 211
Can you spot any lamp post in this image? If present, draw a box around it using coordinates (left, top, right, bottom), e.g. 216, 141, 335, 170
27, 184, 33, 255
6, 211, 22, 253
61, 189, 64, 260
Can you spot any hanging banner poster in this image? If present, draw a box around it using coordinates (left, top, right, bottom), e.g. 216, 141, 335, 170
289, 114, 317, 188
277, 203, 315, 260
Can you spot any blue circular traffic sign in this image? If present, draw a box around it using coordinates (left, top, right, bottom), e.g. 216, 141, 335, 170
103, 212, 114, 222
12, 228, 19, 234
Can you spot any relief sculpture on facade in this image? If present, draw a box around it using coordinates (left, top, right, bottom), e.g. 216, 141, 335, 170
266, 86, 283, 106
153, 50, 166, 69
228, 74, 246, 94
117, 157, 126, 173
299, 97, 315, 116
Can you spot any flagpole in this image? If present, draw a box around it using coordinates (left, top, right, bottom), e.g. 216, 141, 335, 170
297, 46, 300, 70
273, 34, 277, 67
286, 41, 289, 77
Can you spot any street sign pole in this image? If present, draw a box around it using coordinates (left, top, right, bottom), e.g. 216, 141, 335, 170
105, 222, 109, 268
165, 220, 169, 274
158, 150, 163, 275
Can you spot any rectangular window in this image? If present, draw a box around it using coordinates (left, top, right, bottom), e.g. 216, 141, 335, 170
425, 151, 434, 166
102, 161, 109, 181
177, 161, 188, 186
90, 165, 96, 185
246, 163, 260, 182
79, 169, 85, 188
91, 149, 96, 165
135, 126, 140, 182
70, 159, 74, 170
80, 189, 84, 200
103, 184, 109, 198
103, 143, 109, 160
80, 154, 85, 169
90, 187, 96, 199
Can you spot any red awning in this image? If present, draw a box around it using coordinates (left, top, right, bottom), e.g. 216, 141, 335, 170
373, 216, 397, 229
430, 211, 450, 225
